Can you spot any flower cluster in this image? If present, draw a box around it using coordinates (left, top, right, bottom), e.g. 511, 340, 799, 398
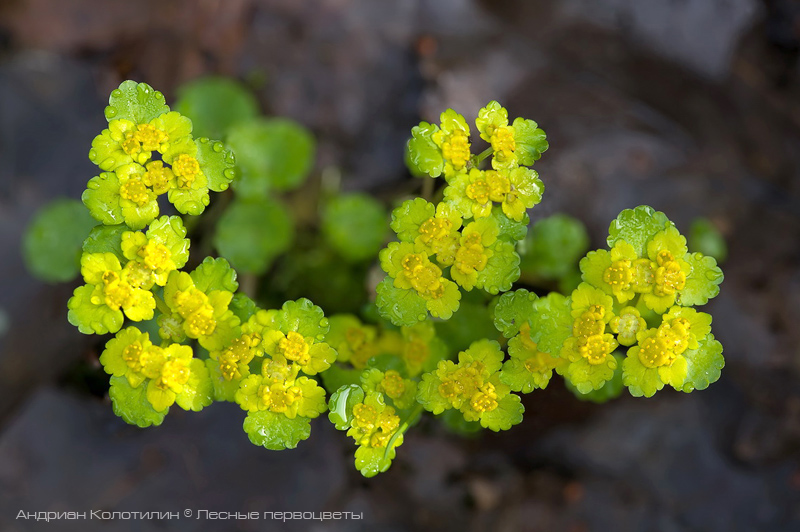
101, 326, 211, 416
69, 81, 337, 441
324, 316, 450, 476
501, 206, 725, 398
329, 386, 406, 477
324, 315, 447, 377
417, 339, 524, 431
68, 215, 189, 335
224, 300, 335, 450
84, 81, 235, 229
378, 102, 548, 326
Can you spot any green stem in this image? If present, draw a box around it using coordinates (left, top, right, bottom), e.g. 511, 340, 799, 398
240, 273, 258, 299
421, 177, 434, 201
154, 294, 171, 316
383, 403, 424, 462
471, 147, 493, 167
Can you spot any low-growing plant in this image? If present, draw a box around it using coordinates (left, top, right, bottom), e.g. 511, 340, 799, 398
27, 79, 725, 477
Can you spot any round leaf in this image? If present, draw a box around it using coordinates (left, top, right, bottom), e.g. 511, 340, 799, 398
109, 376, 166, 427
322, 193, 387, 262
521, 214, 589, 280
105, 80, 169, 124
214, 198, 294, 274
174, 77, 259, 140
227, 118, 315, 196
328, 384, 365, 430
23, 199, 97, 282
243, 410, 311, 450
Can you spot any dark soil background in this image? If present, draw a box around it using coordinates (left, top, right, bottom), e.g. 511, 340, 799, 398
1, 0, 800, 531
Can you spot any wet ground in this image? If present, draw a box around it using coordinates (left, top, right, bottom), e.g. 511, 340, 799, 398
1, 0, 799, 530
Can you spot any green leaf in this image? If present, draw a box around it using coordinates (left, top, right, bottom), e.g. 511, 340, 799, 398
195, 138, 236, 193
435, 298, 498, 353
320, 364, 363, 395
190, 256, 239, 293
416, 371, 450, 415
327, 384, 365, 430
406, 122, 443, 178
528, 292, 572, 354
475, 101, 508, 142
521, 214, 589, 280
493, 289, 537, 338
82, 172, 123, 225
689, 217, 727, 263
375, 277, 428, 327
82, 224, 129, 262
565, 357, 617, 394
109, 376, 166, 427
437, 409, 482, 435
354, 445, 396, 478
423, 280, 461, 319
214, 197, 294, 274
229, 293, 258, 322
205, 358, 242, 402
479, 393, 524, 431
622, 353, 664, 398
273, 246, 368, 315
144, 215, 190, 266
23, 199, 97, 282
322, 193, 388, 262
389, 198, 435, 242
512, 117, 548, 166
174, 77, 259, 140
579, 249, 612, 294
476, 241, 520, 294
274, 298, 330, 341
67, 284, 123, 335
227, 118, 315, 196
493, 208, 528, 243
679, 252, 723, 306
366, 354, 406, 374
680, 334, 724, 392
104, 81, 170, 123
243, 410, 311, 450
607, 205, 671, 257
500, 356, 553, 393
175, 359, 214, 412
558, 269, 583, 295
565, 353, 624, 403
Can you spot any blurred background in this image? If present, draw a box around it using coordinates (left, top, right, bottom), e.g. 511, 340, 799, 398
1, 0, 800, 530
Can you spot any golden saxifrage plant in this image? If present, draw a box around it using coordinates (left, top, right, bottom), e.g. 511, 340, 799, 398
58, 81, 724, 477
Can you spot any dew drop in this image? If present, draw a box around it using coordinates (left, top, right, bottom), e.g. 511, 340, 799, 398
212, 142, 224, 152
223, 168, 235, 179
104, 107, 117, 119
417, 314, 426, 321
88, 149, 97, 161
111, 89, 122, 98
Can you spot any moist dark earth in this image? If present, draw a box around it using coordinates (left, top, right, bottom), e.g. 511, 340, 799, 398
1, 1, 799, 531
